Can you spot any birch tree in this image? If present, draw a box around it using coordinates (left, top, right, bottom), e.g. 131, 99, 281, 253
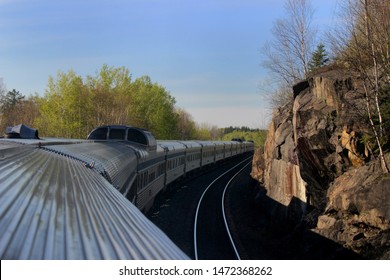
328, 0, 389, 173
262, 0, 316, 86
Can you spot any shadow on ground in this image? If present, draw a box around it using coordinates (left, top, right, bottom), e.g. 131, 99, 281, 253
230, 178, 362, 260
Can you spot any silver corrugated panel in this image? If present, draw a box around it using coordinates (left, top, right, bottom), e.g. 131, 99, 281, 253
0, 140, 26, 150
43, 142, 138, 195
0, 145, 189, 259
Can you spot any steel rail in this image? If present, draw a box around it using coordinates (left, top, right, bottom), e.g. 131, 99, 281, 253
193, 156, 253, 260
221, 160, 252, 260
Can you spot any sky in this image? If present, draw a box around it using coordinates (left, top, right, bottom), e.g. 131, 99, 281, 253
0, 0, 338, 129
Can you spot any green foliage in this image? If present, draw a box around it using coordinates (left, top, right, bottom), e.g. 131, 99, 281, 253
130, 76, 179, 139
4, 65, 266, 142
34, 65, 179, 139
380, 85, 390, 123
308, 43, 329, 72
360, 84, 390, 155
223, 126, 258, 134
221, 129, 268, 148
195, 126, 213, 141
35, 71, 89, 138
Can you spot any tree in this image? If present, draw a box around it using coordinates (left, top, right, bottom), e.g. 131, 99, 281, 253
130, 76, 179, 139
35, 66, 181, 139
221, 129, 268, 147
15, 95, 40, 130
0, 79, 6, 102
328, 0, 389, 173
35, 70, 89, 138
86, 64, 133, 129
261, 0, 317, 109
308, 43, 329, 72
262, 0, 316, 86
0, 89, 40, 133
0, 89, 24, 110
0, 89, 25, 130
176, 107, 197, 140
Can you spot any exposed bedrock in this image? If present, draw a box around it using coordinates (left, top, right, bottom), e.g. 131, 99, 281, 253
252, 69, 390, 258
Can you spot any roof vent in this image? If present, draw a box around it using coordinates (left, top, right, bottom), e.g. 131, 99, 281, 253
5, 124, 39, 139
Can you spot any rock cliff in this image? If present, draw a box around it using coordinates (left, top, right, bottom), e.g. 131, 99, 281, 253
252, 68, 390, 259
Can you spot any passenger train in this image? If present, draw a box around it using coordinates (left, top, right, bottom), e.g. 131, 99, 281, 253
0, 124, 254, 259
86, 125, 254, 211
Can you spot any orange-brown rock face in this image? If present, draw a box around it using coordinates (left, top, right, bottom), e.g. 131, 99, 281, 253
253, 71, 356, 217
252, 69, 390, 258
340, 128, 367, 167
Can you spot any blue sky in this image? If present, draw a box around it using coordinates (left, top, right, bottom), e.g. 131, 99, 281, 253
0, 0, 338, 128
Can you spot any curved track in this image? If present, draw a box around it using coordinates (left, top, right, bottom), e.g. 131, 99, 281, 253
193, 157, 252, 260
221, 160, 252, 260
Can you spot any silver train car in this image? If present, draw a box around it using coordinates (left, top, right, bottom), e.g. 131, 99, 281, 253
0, 124, 254, 259
86, 125, 254, 212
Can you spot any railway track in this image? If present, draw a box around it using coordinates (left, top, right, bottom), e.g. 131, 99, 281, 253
193, 157, 253, 260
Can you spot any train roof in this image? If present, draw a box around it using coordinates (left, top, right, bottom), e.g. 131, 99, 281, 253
87, 125, 157, 151
194, 140, 217, 147
177, 141, 203, 149
157, 140, 187, 152
0, 139, 188, 260
220, 141, 234, 146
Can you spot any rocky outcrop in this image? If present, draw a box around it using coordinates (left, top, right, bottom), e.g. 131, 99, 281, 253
252, 68, 390, 258
252, 97, 307, 223
315, 154, 390, 258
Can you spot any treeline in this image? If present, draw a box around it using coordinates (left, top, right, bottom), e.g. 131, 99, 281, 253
222, 126, 259, 134
0, 65, 266, 146
218, 126, 268, 148
0, 65, 195, 139
221, 129, 267, 148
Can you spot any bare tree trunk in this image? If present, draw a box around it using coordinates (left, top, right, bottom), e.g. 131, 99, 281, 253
364, 0, 384, 138
362, 0, 388, 173
363, 82, 389, 173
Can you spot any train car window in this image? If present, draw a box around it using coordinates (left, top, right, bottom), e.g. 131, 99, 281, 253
109, 128, 126, 140
137, 171, 149, 191
149, 171, 156, 182
127, 129, 148, 145
88, 127, 108, 140
137, 174, 141, 190
158, 163, 165, 176
142, 172, 147, 188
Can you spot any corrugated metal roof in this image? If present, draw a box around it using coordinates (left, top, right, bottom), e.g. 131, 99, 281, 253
42, 141, 138, 195
0, 142, 189, 260
195, 141, 217, 147
158, 141, 187, 151
177, 141, 202, 149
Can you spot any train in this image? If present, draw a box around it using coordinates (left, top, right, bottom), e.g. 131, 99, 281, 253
0, 124, 254, 259
85, 125, 254, 211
